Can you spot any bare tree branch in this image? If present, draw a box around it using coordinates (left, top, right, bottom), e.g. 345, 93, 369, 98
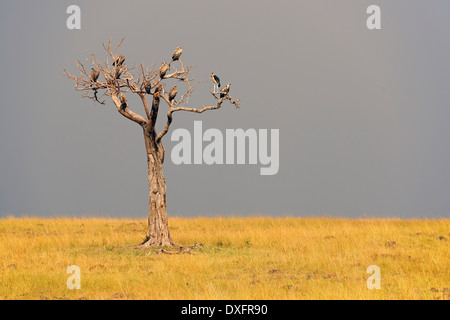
156, 83, 239, 142
65, 39, 240, 133
149, 90, 161, 129
139, 93, 151, 120
111, 94, 147, 125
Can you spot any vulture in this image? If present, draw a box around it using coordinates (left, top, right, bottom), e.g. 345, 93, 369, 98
159, 62, 169, 78
90, 68, 100, 82
154, 84, 163, 96
171, 47, 182, 63
168, 86, 178, 102
119, 93, 127, 109
210, 72, 221, 92
113, 55, 125, 66
144, 82, 152, 94
220, 83, 231, 98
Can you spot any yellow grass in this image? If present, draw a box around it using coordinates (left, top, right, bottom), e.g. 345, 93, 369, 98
0, 217, 448, 300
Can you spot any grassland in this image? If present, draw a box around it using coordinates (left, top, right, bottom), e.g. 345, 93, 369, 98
0, 217, 448, 300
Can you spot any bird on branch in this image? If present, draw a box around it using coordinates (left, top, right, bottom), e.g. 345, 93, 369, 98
211, 72, 221, 93
170, 47, 182, 65
113, 55, 125, 66
220, 83, 231, 98
168, 86, 178, 103
144, 81, 152, 94
154, 84, 163, 96
159, 62, 168, 78
119, 92, 127, 110
90, 68, 100, 83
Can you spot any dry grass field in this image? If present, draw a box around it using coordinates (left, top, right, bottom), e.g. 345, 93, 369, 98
0, 217, 448, 300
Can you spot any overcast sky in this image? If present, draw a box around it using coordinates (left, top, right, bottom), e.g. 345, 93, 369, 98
0, 1, 449, 218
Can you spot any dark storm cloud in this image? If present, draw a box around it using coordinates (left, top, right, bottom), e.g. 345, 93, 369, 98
0, 1, 449, 218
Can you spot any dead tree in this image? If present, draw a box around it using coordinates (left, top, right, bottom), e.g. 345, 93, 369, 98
64, 39, 240, 247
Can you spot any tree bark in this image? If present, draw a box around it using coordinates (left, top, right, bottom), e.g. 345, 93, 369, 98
140, 124, 174, 247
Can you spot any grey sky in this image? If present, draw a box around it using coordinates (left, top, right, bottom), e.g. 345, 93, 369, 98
0, 1, 449, 218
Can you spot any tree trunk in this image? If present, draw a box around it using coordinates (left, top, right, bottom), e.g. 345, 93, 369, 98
140, 125, 174, 247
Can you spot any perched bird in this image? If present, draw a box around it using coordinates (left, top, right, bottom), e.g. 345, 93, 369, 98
159, 62, 168, 78
168, 86, 178, 102
144, 81, 152, 94
90, 68, 100, 82
113, 55, 125, 66
115, 66, 123, 79
154, 84, 163, 96
170, 47, 182, 64
210, 72, 221, 92
119, 92, 127, 109
220, 83, 230, 98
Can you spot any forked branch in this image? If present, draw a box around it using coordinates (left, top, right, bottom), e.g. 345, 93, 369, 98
156, 83, 240, 142
65, 38, 240, 134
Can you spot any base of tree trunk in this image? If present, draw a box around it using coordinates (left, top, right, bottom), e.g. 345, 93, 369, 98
136, 234, 175, 248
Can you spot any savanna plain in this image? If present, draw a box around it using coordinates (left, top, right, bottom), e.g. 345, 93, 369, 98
0, 217, 448, 300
